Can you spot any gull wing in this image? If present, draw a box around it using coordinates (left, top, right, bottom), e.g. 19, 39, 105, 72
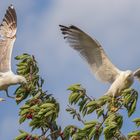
133, 68, 140, 80
0, 5, 17, 72
59, 25, 121, 83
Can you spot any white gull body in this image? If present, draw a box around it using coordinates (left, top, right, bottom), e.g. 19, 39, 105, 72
0, 5, 26, 98
60, 25, 140, 97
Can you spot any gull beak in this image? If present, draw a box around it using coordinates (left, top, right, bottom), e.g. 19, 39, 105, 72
22, 79, 27, 84
21, 77, 27, 84
23, 79, 27, 84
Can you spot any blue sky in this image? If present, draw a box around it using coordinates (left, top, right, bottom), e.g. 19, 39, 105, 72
0, 0, 140, 139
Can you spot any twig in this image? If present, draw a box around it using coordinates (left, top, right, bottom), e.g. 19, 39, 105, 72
41, 127, 47, 136
29, 63, 33, 82
46, 130, 58, 138
39, 127, 49, 139
98, 110, 109, 130
68, 105, 85, 124
82, 89, 93, 101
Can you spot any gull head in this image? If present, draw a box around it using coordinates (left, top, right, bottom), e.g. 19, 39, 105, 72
123, 70, 134, 83
16, 75, 27, 84
125, 70, 133, 78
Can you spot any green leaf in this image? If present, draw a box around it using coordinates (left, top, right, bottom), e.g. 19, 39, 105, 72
96, 108, 104, 118
84, 120, 97, 130
104, 125, 116, 140
19, 109, 29, 116
20, 104, 30, 109
40, 103, 55, 108
86, 100, 97, 107
122, 89, 138, 117
82, 106, 87, 116
78, 98, 87, 112
128, 99, 137, 117
15, 53, 30, 60
69, 92, 80, 104
19, 116, 26, 124
128, 130, 140, 138
15, 132, 28, 140
63, 125, 78, 139
67, 84, 81, 91
122, 88, 132, 94
74, 93, 84, 104
87, 106, 97, 114
133, 118, 140, 127
44, 110, 55, 117
97, 95, 111, 106
89, 127, 96, 139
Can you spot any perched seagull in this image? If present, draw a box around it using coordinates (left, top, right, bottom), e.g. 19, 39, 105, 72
0, 5, 26, 98
59, 25, 140, 97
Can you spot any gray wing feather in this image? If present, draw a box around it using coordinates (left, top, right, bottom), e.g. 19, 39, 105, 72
0, 5, 17, 72
133, 68, 140, 80
60, 25, 120, 83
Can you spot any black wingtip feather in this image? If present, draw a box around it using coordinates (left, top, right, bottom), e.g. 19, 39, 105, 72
5, 4, 17, 25
0, 4, 17, 37
69, 25, 79, 30
59, 24, 80, 32
61, 31, 66, 35
59, 24, 68, 28
60, 28, 68, 32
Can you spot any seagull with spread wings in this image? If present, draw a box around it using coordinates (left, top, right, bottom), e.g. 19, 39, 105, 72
0, 5, 26, 99
59, 25, 140, 97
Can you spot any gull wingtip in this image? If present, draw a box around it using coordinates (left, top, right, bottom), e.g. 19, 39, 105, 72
9, 4, 14, 9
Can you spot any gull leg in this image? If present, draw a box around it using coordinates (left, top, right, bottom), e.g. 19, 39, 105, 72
5, 89, 14, 99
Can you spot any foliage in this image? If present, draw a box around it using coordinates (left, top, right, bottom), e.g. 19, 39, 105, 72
14, 54, 63, 140
13, 54, 140, 140
65, 84, 140, 140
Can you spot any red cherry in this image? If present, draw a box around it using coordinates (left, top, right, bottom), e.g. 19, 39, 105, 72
33, 138, 39, 140
26, 113, 33, 119
25, 135, 31, 140
59, 131, 64, 136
